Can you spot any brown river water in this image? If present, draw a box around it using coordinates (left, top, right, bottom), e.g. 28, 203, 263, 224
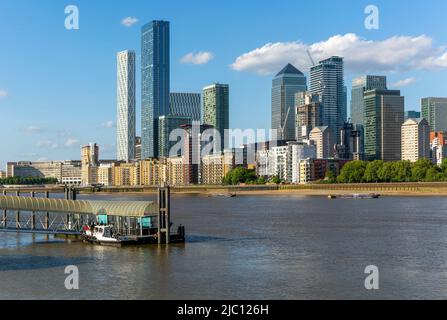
1, 193, 447, 300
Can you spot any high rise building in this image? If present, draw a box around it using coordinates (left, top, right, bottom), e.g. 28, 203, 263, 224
169, 93, 201, 121
421, 97, 447, 132
272, 64, 307, 141
158, 115, 191, 158
202, 83, 229, 152
401, 118, 430, 162
364, 89, 405, 161
141, 20, 170, 159
295, 92, 322, 141
310, 56, 347, 143
309, 126, 335, 159
350, 75, 387, 127
81, 143, 100, 185
116, 50, 136, 162
405, 110, 421, 120
135, 137, 142, 160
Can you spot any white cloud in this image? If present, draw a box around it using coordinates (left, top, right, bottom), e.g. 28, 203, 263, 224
37, 140, 58, 149
181, 51, 215, 65
121, 17, 139, 27
26, 126, 43, 133
64, 138, 80, 148
0, 89, 8, 98
36, 157, 49, 162
102, 120, 115, 128
231, 33, 447, 75
390, 77, 417, 88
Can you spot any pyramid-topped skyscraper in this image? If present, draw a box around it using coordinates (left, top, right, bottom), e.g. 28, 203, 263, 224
272, 63, 307, 141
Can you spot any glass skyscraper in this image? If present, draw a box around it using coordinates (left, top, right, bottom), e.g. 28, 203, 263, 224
203, 83, 230, 152
169, 93, 201, 121
271, 63, 307, 141
116, 50, 136, 162
364, 89, 404, 161
141, 20, 170, 159
421, 97, 447, 132
350, 75, 387, 127
310, 56, 347, 144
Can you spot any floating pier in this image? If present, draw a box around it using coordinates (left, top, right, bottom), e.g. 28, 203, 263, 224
0, 186, 185, 245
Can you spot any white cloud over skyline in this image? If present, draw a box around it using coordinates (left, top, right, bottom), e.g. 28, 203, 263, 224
231, 33, 447, 75
390, 77, 417, 88
121, 17, 139, 27
181, 51, 215, 65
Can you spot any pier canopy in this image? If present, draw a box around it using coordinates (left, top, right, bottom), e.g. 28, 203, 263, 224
0, 196, 158, 217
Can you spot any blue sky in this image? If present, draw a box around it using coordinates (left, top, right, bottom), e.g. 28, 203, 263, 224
1, 0, 447, 168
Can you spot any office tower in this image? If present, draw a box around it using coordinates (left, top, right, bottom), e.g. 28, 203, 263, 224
295, 92, 322, 141
272, 64, 307, 141
405, 110, 421, 120
158, 115, 192, 158
169, 93, 201, 121
202, 83, 229, 152
364, 89, 405, 161
401, 118, 430, 162
182, 124, 214, 185
135, 137, 142, 160
309, 126, 335, 159
141, 20, 170, 159
350, 75, 387, 127
421, 97, 447, 132
310, 56, 347, 143
116, 50, 136, 162
81, 143, 99, 186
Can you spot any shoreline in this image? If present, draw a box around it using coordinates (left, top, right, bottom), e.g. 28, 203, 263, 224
3, 183, 447, 197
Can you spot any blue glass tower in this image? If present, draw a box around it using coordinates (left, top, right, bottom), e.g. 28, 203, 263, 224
141, 20, 170, 159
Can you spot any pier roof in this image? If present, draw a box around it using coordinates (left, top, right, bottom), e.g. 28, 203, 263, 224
0, 196, 158, 217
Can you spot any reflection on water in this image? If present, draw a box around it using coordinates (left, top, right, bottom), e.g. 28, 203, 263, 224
1, 194, 447, 300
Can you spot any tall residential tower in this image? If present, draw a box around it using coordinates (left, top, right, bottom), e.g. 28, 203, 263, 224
310, 56, 347, 143
202, 83, 230, 152
141, 20, 170, 159
116, 50, 136, 162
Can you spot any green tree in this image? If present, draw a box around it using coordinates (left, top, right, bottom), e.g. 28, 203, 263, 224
337, 161, 367, 183
377, 162, 395, 182
411, 159, 433, 182
325, 168, 337, 184
223, 167, 257, 185
364, 160, 384, 182
393, 161, 413, 182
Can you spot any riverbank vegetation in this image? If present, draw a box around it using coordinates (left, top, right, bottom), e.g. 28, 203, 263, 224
332, 159, 447, 184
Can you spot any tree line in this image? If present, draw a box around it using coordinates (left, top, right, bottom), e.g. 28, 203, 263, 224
332, 159, 447, 184
0, 177, 58, 185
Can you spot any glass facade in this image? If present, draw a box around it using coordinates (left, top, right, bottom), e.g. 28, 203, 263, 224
116, 50, 136, 162
141, 20, 170, 159
158, 115, 191, 158
271, 64, 307, 141
203, 84, 229, 152
169, 93, 201, 121
421, 97, 447, 132
310, 57, 346, 144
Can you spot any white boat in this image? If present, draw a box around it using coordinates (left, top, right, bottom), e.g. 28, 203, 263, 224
81, 225, 121, 244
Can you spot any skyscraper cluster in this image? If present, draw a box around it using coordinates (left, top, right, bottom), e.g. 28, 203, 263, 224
116, 20, 230, 165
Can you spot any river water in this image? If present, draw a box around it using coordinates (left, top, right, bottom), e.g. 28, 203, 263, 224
1, 194, 447, 300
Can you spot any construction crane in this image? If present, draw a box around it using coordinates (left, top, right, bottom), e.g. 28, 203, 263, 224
307, 49, 316, 67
